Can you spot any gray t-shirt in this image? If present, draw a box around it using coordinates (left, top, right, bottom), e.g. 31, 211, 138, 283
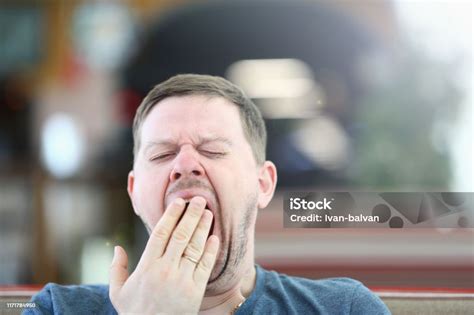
25, 265, 390, 314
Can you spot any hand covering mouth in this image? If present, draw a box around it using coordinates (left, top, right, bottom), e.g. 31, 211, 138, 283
179, 201, 215, 238
166, 188, 218, 237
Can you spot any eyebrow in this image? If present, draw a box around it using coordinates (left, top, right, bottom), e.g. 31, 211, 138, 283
143, 135, 233, 154
196, 135, 233, 147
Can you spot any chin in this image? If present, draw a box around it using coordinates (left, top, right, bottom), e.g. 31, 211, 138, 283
205, 241, 247, 295
208, 247, 228, 281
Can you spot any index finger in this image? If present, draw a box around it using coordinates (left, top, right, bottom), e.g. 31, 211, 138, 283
138, 198, 186, 266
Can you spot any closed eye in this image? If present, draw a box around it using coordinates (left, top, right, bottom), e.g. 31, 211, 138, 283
150, 153, 175, 161
201, 150, 226, 158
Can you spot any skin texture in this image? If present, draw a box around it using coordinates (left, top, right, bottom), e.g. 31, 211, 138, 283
110, 95, 277, 314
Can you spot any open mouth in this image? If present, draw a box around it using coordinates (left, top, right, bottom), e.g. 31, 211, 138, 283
180, 202, 214, 238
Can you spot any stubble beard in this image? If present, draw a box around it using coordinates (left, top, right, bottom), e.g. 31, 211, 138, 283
205, 191, 258, 295
140, 191, 258, 295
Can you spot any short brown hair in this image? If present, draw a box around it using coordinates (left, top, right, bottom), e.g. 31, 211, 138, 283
132, 74, 267, 165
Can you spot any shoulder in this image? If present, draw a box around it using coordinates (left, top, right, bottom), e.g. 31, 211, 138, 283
248, 266, 390, 315
265, 268, 362, 295
24, 283, 115, 315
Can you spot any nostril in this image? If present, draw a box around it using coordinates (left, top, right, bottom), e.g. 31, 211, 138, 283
192, 170, 201, 176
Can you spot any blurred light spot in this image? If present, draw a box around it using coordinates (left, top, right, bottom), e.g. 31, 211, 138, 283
73, 2, 136, 71
394, 1, 471, 62
292, 116, 350, 171
355, 51, 394, 88
226, 59, 326, 119
81, 237, 113, 284
431, 120, 450, 154
43, 183, 105, 253
41, 113, 84, 179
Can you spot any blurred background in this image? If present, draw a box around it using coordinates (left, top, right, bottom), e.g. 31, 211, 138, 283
0, 0, 472, 290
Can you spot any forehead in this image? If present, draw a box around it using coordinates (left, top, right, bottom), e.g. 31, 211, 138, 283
140, 95, 245, 143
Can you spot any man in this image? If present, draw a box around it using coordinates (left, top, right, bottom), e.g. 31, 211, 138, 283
27, 74, 390, 314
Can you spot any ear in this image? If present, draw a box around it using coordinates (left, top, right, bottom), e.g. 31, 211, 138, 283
127, 170, 140, 216
257, 161, 278, 209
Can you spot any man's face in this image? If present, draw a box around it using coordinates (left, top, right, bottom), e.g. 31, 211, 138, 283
128, 95, 266, 292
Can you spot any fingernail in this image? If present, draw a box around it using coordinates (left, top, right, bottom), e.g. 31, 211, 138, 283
192, 196, 206, 207
204, 209, 213, 219
111, 246, 118, 265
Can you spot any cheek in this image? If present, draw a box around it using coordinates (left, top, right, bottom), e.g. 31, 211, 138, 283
133, 171, 168, 225
218, 169, 257, 218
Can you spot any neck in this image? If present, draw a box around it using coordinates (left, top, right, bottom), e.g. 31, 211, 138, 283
198, 264, 256, 315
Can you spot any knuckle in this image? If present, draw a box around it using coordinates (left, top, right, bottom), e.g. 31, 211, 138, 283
151, 226, 171, 241
172, 228, 190, 243
188, 207, 202, 218
184, 242, 202, 257
168, 206, 183, 219
199, 256, 213, 270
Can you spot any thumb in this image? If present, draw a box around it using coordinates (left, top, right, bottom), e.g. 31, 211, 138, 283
109, 245, 129, 298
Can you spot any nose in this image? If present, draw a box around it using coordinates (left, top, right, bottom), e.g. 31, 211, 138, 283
169, 146, 205, 182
